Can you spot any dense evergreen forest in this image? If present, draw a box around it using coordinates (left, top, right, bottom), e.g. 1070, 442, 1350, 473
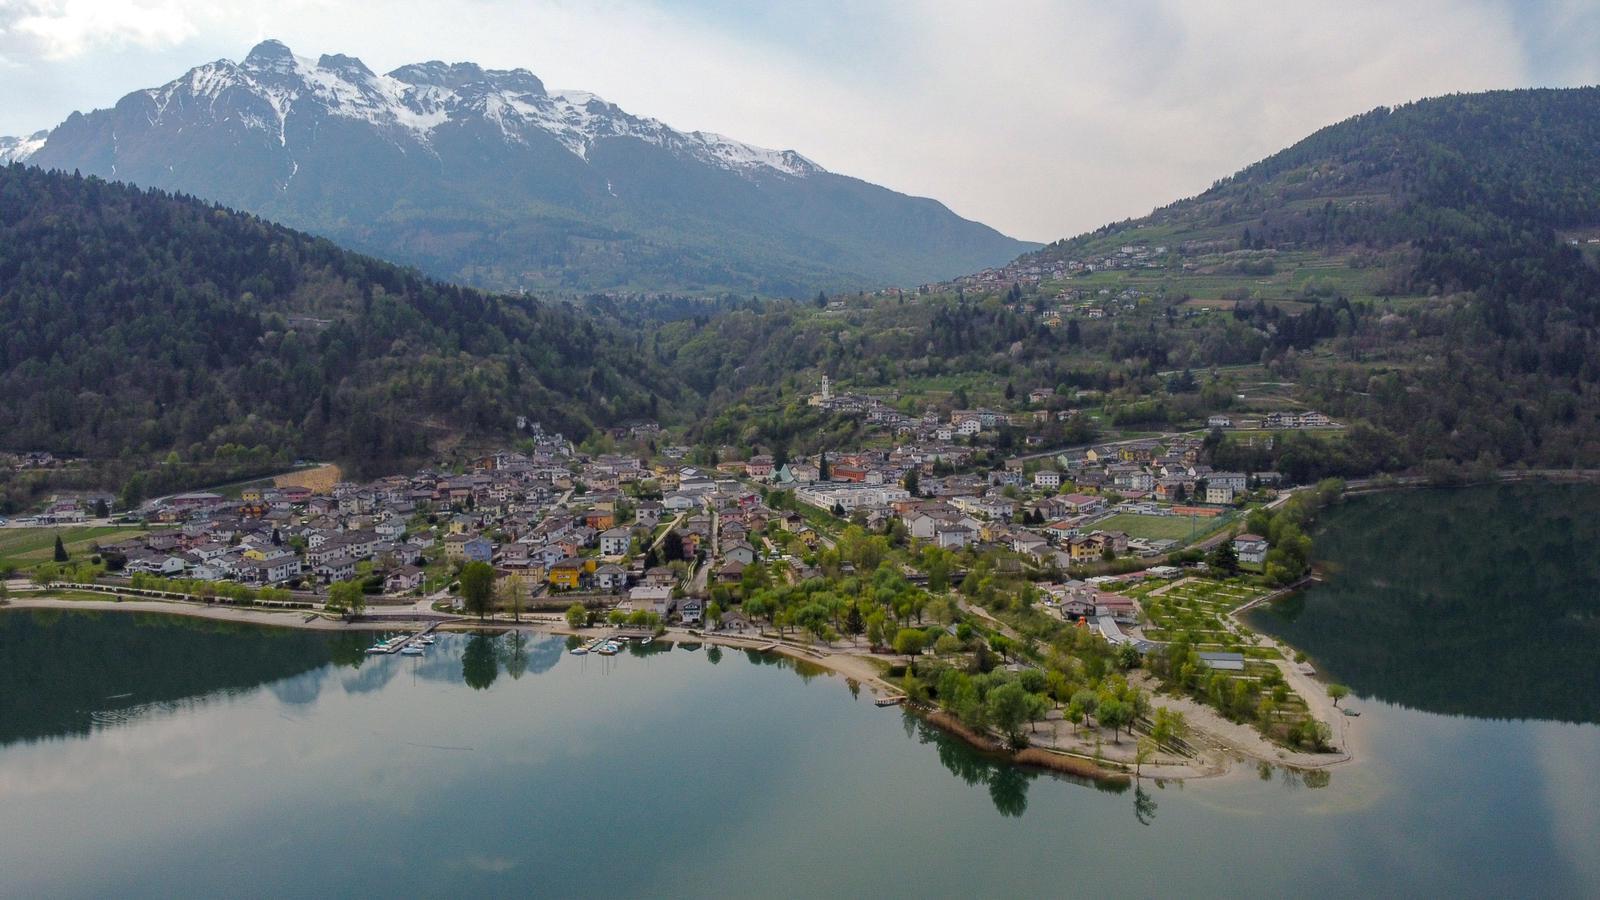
0, 165, 686, 475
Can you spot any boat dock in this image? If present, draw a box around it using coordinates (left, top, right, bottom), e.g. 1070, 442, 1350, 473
365, 622, 439, 654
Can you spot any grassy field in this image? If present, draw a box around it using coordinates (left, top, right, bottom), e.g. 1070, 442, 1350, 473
0, 526, 147, 569
1096, 512, 1229, 543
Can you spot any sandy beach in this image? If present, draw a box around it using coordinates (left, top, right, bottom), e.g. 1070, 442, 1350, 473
1, 591, 1354, 781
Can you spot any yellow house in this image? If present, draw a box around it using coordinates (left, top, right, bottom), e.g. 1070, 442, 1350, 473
548, 559, 584, 589
1068, 534, 1105, 561
243, 547, 269, 561
241, 488, 263, 503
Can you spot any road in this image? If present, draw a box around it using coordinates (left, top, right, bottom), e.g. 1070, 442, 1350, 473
1005, 430, 1198, 465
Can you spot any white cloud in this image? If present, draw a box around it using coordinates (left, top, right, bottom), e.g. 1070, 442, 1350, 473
0, 0, 201, 59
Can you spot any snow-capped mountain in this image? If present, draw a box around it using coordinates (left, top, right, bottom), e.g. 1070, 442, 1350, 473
0, 131, 47, 164
12, 40, 1035, 293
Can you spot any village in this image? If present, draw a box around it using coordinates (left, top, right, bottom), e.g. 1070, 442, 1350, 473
8, 400, 1323, 651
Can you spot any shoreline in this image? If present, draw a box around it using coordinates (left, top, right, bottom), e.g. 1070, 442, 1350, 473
1, 593, 1350, 782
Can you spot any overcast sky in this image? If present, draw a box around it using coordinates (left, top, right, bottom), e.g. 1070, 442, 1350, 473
2, 0, 1597, 242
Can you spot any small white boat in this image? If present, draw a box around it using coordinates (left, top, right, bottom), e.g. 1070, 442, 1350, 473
569, 646, 589, 656
597, 642, 619, 656
400, 645, 425, 656
418, 636, 436, 646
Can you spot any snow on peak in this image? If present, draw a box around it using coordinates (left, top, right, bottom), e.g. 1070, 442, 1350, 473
538, 88, 821, 176
134, 40, 822, 178
0, 130, 48, 164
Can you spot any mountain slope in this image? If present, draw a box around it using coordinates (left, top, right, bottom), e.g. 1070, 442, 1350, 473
0, 163, 685, 470
13, 40, 1034, 294
1021, 87, 1600, 271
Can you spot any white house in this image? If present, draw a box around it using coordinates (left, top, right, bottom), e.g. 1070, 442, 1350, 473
599, 527, 632, 556
936, 524, 974, 549
1233, 533, 1269, 565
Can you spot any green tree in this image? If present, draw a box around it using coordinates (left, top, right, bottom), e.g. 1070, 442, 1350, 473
866, 611, 887, 649
1327, 683, 1350, 707
892, 627, 929, 658
1150, 707, 1187, 748
327, 579, 366, 618
987, 682, 1032, 748
662, 530, 686, 562
565, 602, 588, 629
499, 577, 527, 623
1135, 736, 1157, 778
53, 535, 68, 563
1208, 538, 1239, 574
1097, 698, 1132, 743
459, 561, 496, 619
844, 603, 865, 641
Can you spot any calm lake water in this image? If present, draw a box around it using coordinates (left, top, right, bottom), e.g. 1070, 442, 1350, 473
2, 485, 1598, 898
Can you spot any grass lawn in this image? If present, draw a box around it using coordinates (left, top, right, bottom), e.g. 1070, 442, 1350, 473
1096, 512, 1224, 543
0, 526, 148, 570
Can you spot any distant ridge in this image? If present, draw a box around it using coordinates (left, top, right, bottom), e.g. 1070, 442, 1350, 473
10, 39, 1036, 294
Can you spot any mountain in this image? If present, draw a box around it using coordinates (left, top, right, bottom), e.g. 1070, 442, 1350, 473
1020, 87, 1600, 273
9, 39, 1035, 294
638, 88, 1600, 476
0, 163, 686, 483
0, 131, 46, 164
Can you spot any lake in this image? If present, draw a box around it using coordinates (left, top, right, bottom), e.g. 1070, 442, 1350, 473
2, 486, 1598, 898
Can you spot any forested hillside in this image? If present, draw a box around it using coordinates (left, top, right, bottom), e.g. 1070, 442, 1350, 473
0, 165, 684, 471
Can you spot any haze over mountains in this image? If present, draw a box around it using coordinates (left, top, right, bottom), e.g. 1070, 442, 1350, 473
1017, 87, 1600, 270
6, 39, 1034, 295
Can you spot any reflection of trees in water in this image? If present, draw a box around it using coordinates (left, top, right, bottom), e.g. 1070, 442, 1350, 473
913, 716, 1036, 818
495, 632, 564, 680
0, 610, 343, 745
501, 632, 531, 680
988, 765, 1030, 817
909, 713, 1139, 818
462, 633, 500, 690
1133, 785, 1157, 826
1254, 760, 1331, 790
1248, 484, 1600, 724
706, 646, 723, 665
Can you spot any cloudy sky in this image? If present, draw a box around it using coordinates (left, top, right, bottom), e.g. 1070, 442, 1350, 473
1, 0, 1597, 241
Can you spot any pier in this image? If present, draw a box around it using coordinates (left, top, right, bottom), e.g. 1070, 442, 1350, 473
366, 622, 439, 654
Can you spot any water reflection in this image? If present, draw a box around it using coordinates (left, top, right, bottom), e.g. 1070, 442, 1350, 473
461, 633, 501, 690
1247, 484, 1600, 723
0, 609, 339, 745
1133, 784, 1157, 826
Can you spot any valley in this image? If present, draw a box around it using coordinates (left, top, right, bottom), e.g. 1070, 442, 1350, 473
3, 23, 1600, 896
